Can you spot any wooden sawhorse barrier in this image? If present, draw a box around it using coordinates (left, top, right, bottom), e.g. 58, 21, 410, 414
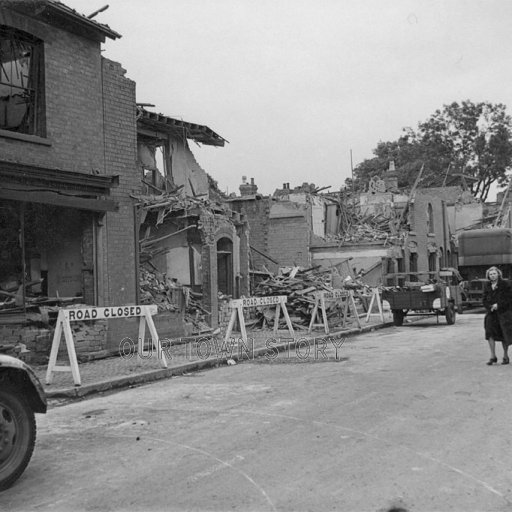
224, 296, 295, 345
308, 289, 361, 334
46, 304, 166, 386
363, 288, 385, 323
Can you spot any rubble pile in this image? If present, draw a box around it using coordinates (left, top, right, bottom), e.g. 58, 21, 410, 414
138, 265, 214, 334
139, 267, 183, 313
318, 193, 408, 245
250, 266, 368, 330
330, 203, 396, 244
135, 190, 241, 334
0, 280, 80, 323
337, 212, 392, 243
133, 190, 228, 230
184, 289, 217, 334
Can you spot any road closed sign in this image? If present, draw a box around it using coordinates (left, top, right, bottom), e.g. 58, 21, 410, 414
64, 305, 157, 321
230, 296, 287, 308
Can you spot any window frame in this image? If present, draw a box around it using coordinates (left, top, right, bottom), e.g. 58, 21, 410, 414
0, 25, 45, 137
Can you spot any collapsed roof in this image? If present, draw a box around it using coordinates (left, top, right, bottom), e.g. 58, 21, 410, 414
137, 107, 227, 147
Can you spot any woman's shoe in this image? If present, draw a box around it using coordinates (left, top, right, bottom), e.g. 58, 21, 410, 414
502, 357, 510, 365
487, 357, 498, 365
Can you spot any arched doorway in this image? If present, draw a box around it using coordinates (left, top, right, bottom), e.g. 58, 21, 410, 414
217, 237, 233, 296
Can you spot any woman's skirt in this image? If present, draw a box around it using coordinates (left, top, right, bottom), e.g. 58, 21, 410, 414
485, 311, 512, 345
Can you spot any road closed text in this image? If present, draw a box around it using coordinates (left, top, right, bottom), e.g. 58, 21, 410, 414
66, 306, 145, 321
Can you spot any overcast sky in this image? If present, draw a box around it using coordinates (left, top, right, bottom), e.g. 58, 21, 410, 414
66, 0, 512, 197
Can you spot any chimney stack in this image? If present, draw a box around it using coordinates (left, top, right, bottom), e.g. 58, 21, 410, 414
239, 176, 258, 196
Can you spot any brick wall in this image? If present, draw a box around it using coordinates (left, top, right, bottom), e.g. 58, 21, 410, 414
0, 9, 105, 172
18, 320, 109, 364
229, 199, 271, 271
100, 58, 139, 349
230, 197, 311, 271
407, 191, 449, 275
0, 10, 140, 355
268, 215, 311, 269
0, 325, 52, 365
0, 12, 104, 312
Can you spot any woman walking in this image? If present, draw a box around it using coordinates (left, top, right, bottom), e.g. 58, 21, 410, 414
482, 266, 512, 365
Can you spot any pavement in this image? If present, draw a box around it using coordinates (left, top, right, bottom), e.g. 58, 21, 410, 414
32, 313, 394, 399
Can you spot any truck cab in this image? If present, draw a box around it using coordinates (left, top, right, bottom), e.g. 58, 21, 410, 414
458, 228, 512, 308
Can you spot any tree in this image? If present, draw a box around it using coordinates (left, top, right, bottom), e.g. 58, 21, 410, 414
352, 100, 512, 201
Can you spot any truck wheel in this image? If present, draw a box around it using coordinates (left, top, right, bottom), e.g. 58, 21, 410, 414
0, 387, 36, 491
445, 303, 456, 325
392, 310, 405, 326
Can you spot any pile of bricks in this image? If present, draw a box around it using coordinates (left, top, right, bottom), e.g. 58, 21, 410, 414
252, 266, 346, 329
139, 267, 184, 312
139, 265, 212, 334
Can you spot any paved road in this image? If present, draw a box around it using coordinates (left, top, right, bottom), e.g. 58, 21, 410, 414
2, 313, 511, 512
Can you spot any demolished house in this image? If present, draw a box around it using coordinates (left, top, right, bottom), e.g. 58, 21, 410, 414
0, 1, 141, 361
0, 1, 252, 362
134, 107, 250, 335
229, 163, 481, 290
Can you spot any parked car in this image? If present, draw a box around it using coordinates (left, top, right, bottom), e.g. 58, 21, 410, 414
0, 355, 47, 491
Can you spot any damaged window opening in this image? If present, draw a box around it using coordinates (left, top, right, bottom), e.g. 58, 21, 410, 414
0, 201, 91, 313
409, 252, 418, 282
0, 26, 45, 136
428, 252, 437, 273
139, 140, 168, 192
217, 237, 233, 296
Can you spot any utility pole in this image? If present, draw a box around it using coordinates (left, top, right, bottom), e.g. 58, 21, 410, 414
350, 149, 354, 193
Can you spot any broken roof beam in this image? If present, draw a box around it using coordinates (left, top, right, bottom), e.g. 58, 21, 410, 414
137, 108, 228, 147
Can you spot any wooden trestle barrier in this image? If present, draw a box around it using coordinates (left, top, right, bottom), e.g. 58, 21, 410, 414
224, 296, 295, 345
46, 304, 166, 386
308, 289, 359, 334
308, 288, 385, 334
362, 288, 385, 323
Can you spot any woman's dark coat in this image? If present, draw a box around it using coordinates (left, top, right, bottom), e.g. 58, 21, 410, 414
482, 278, 512, 344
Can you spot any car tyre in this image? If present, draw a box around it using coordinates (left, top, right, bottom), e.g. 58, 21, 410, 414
392, 310, 405, 326
445, 303, 456, 325
0, 387, 36, 491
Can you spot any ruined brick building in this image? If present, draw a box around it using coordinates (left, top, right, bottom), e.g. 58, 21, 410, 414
0, 1, 138, 357
229, 166, 481, 288
0, 1, 248, 359
135, 108, 250, 332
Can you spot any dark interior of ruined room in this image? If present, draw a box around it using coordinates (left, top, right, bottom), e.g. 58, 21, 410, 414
0, 200, 90, 313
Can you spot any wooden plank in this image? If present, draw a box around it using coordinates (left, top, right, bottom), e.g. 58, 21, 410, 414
145, 312, 168, 368
0, 188, 118, 212
45, 312, 64, 385
281, 303, 295, 337
62, 316, 81, 385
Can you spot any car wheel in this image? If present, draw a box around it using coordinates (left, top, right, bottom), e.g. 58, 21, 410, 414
392, 310, 405, 326
0, 387, 36, 491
